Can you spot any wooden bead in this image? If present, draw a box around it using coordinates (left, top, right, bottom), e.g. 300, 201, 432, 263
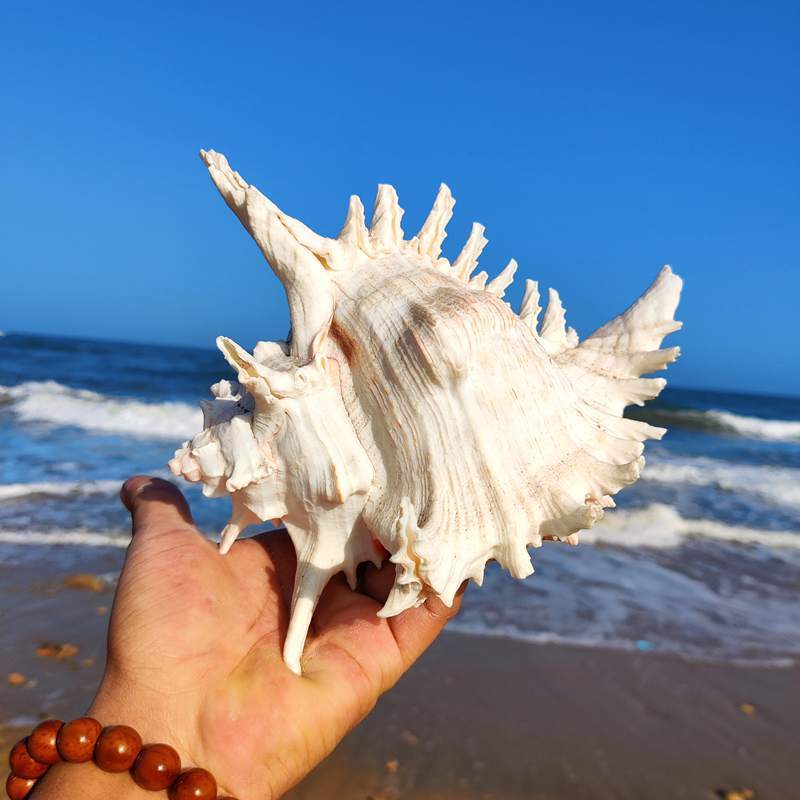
132, 743, 181, 790
5, 774, 36, 800
56, 716, 102, 763
168, 767, 217, 799
27, 719, 63, 765
94, 725, 142, 773
8, 739, 47, 779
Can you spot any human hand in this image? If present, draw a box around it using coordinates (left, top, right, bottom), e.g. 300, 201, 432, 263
64, 476, 462, 799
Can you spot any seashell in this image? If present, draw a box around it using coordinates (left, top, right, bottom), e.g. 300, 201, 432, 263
170, 150, 683, 674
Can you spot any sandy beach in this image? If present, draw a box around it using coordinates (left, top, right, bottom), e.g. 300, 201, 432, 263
2, 553, 797, 799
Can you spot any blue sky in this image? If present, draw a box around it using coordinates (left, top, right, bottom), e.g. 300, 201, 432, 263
1, 1, 797, 395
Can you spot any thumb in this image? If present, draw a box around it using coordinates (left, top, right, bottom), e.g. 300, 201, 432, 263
120, 476, 196, 541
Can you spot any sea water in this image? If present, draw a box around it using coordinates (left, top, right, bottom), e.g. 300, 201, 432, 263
1, 332, 798, 666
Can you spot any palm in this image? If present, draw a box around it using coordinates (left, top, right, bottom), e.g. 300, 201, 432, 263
97, 478, 462, 799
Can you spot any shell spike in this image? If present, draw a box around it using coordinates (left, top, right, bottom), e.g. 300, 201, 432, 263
452, 222, 488, 281
486, 258, 518, 298
200, 149, 334, 361
283, 559, 336, 675
218, 503, 261, 555
219, 522, 241, 554
539, 288, 577, 352
339, 194, 371, 252
370, 184, 404, 252
518, 279, 541, 331
586, 264, 684, 351
468, 270, 489, 289
201, 149, 328, 256
416, 183, 455, 260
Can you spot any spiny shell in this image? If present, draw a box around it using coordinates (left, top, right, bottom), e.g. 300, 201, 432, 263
169, 150, 683, 674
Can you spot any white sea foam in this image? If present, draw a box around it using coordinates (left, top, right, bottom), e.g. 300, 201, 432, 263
655, 407, 800, 442
584, 503, 800, 549
0, 381, 201, 440
0, 530, 130, 547
708, 410, 800, 441
0, 480, 122, 502
642, 455, 800, 509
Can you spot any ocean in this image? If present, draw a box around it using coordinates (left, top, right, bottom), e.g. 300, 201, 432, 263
1, 331, 799, 667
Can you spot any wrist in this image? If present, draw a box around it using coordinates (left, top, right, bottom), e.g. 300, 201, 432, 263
87, 670, 199, 768
32, 760, 154, 800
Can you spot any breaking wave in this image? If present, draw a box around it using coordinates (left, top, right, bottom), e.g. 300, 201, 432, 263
0, 529, 130, 547
641, 455, 800, 509
583, 503, 800, 549
635, 406, 800, 442
0, 480, 122, 503
0, 381, 201, 440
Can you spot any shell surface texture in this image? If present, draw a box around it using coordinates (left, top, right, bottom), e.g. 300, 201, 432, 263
170, 150, 683, 675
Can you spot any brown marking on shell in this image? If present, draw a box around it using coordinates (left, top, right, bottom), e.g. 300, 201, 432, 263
329, 318, 359, 365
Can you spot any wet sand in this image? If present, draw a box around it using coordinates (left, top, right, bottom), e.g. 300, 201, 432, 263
2, 554, 797, 798
287, 636, 799, 800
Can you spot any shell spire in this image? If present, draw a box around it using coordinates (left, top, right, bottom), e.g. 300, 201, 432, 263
200, 149, 335, 361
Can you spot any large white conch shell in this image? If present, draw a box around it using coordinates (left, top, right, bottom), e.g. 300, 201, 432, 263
170, 150, 683, 674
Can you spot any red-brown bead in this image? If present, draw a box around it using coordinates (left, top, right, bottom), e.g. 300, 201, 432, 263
56, 716, 102, 763
5, 774, 36, 800
93, 725, 142, 773
132, 742, 181, 790
168, 767, 217, 799
27, 719, 63, 765
8, 739, 47, 779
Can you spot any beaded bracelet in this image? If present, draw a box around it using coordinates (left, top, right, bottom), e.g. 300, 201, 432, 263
6, 717, 237, 800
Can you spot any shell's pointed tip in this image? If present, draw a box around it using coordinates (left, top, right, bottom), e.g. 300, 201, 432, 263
285, 658, 302, 676
659, 263, 684, 286
218, 538, 232, 555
